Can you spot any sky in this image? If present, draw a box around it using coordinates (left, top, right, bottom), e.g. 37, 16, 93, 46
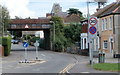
0, 0, 116, 18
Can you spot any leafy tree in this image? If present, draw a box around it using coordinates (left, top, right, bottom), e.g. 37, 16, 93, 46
67, 8, 85, 20
51, 16, 82, 51
51, 16, 67, 51
0, 5, 10, 36
67, 8, 82, 16
64, 23, 82, 44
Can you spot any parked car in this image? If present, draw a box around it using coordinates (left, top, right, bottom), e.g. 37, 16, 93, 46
11, 39, 15, 43
13, 40, 19, 44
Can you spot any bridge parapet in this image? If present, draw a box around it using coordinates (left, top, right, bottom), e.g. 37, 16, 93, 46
7, 19, 52, 31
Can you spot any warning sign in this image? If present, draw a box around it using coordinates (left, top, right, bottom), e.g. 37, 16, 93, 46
25, 24, 29, 28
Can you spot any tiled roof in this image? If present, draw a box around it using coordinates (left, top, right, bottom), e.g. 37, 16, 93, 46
64, 14, 80, 23
92, 2, 116, 17
10, 19, 51, 24
100, 2, 120, 17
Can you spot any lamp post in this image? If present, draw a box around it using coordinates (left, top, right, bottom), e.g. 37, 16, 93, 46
50, 21, 55, 51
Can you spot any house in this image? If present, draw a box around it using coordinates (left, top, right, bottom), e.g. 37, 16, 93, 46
80, 19, 88, 50
64, 14, 81, 25
49, 3, 81, 25
92, 0, 120, 56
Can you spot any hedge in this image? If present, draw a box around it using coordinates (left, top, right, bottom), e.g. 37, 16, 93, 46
2, 36, 11, 56
0, 37, 2, 45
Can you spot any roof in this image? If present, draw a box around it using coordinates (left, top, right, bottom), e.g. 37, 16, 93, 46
100, 2, 120, 17
92, 2, 118, 17
55, 12, 68, 18
10, 19, 51, 24
64, 14, 80, 23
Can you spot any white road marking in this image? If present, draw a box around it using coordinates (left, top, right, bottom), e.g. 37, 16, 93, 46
81, 72, 90, 73
41, 54, 46, 56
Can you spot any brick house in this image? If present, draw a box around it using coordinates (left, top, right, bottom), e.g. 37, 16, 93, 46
93, 1, 120, 56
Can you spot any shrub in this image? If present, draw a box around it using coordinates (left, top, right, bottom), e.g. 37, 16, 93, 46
0, 37, 2, 45
2, 36, 11, 56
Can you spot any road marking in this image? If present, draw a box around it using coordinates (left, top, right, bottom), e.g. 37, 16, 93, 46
59, 63, 75, 73
41, 54, 46, 56
81, 72, 90, 73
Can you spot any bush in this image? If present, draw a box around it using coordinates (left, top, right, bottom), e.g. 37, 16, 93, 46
0, 37, 2, 45
2, 36, 11, 56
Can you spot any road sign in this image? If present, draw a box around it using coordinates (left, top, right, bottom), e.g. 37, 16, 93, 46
25, 24, 29, 28
89, 17, 97, 26
88, 16, 98, 39
89, 26, 97, 34
23, 42, 29, 48
34, 41, 39, 47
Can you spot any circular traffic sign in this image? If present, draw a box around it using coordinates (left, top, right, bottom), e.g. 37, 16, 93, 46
23, 42, 29, 48
89, 17, 97, 26
89, 26, 97, 34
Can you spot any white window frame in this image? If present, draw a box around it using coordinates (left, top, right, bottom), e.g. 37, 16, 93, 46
104, 18, 107, 30
109, 17, 112, 30
102, 19, 104, 31
103, 40, 108, 49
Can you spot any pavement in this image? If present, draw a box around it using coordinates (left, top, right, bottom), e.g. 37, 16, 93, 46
68, 53, 119, 73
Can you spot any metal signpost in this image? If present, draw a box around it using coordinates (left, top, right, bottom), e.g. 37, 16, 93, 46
23, 42, 29, 62
88, 16, 98, 64
34, 40, 39, 60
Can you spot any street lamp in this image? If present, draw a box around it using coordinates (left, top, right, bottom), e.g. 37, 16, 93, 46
50, 21, 55, 51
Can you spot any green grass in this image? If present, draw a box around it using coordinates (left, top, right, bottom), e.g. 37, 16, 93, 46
93, 63, 120, 72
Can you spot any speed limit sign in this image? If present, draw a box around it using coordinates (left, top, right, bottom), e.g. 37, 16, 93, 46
89, 17, 98, 26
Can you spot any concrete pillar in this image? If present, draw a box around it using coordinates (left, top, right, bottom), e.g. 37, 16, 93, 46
81, 38, 83, 49
86, 38, 88, 49
83, 38, 85, 49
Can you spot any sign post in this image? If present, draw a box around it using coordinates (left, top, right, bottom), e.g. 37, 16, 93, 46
88, 16, 98, 64
34, 40, 39, 60
23, 42, 29, 62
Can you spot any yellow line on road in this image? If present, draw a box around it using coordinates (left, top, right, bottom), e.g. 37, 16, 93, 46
59, 63, 75, 73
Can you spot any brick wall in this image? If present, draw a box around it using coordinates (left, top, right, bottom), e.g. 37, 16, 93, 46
0, 45, 4, 56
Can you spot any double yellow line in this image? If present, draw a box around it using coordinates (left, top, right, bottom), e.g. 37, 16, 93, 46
59, 63, 75, 73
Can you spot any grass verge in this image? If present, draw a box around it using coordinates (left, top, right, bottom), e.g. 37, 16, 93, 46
93, 63, 120, 72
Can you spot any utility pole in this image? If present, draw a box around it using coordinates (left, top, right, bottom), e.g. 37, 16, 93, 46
50, 21, 55, 51
87, 0, 94, 65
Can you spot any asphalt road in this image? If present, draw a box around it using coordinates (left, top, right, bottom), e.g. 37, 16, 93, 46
2, 43, 118, 74
2, 51, 76, 73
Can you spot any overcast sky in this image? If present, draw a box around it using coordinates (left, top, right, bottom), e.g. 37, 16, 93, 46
0, 0, 116, 18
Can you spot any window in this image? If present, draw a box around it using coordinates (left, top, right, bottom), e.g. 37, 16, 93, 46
109, 17, 112, 30
105, 18, 107, 30
103, 40, 108, 49
102, 19, 104, 31
32, 24, 36, 26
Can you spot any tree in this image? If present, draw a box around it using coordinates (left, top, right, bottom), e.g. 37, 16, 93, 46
67, 8, 82, 16
67, 8, 85, 20
64, 23, 82, 44
51, 16, 67, 51
0, 5, 10, 36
